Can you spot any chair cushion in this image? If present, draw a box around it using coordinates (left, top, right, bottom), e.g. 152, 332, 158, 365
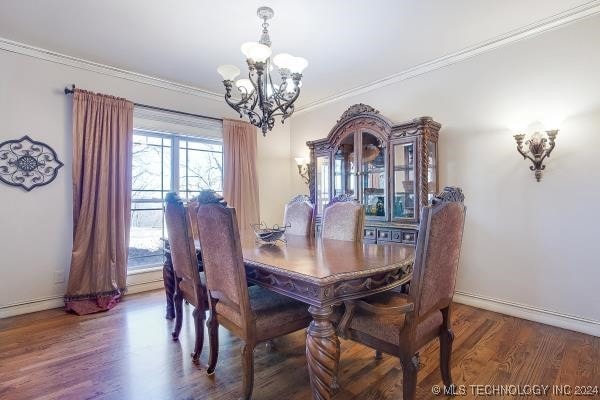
216, 285, 311, 332
334, 292, 443, 347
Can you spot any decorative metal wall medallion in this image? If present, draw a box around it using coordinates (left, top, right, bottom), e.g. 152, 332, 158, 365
0, 135, 64, 191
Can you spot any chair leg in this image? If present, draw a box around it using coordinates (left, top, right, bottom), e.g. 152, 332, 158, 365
241, 342, 255, 400
440, 328, 455, 389
375, 350, 383, 360
191, 307, 205, 364
171, 283, 183, 340
400, 354, 419, 400
206, 311, 219, 375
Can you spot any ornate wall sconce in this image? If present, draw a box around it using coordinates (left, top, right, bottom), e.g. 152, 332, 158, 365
513, 130, 558, 182
294, 157, 310, 184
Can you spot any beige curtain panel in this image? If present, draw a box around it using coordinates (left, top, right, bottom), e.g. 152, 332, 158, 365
222, 119, 260, 244
64, 89, 133, 315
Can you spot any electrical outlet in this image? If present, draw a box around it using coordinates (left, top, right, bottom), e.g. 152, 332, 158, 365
54, 270, 65, 284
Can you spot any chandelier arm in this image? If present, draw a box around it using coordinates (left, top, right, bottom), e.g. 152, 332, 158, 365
255, 69, 266, 114
281, 104, 295, 122
245, 109, 262, 128
279, 87, 301, 116
544, 137, 557, 159
244, 67, 260, 111
515, 144, 531, 161
267, 72, 284, 108
224, 88, 256, 117
224, 94, 244, 117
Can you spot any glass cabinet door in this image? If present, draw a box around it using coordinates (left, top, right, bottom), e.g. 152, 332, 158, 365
360, 132, 386, 219
315, 155, 330, 215
333, 135, 356, 198
427, 141, 437, 203
392, 142, 416, 220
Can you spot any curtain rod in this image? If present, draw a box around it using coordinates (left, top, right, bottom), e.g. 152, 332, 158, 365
63, 84, 223, 123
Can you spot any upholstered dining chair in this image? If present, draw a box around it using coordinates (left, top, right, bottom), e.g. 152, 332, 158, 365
164, 192, 207, 364
283, 194, 313, 236
321, 194, 365, 241
335, 187, 466, 400
193, 190, 313, 400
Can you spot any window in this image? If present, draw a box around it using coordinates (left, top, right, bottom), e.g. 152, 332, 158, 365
128, 129, 223, 270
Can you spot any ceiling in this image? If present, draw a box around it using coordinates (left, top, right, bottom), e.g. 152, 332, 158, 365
0, 0, 593, 107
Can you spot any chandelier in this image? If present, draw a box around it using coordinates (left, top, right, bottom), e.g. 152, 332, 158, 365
217, 6, 308, 135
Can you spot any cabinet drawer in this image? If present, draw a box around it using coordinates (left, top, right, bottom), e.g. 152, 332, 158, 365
377, 229, 392, 242
401, 230, 416, 244
364, 228, 376, 240
390, 229, 403, 243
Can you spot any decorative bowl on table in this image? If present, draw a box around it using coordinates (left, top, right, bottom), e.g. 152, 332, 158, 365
251, 222, 289, 244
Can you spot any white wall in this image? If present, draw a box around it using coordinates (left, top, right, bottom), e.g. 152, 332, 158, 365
0, 49, 290, 316
256, 122, 294, 226
290, 16, 600, 334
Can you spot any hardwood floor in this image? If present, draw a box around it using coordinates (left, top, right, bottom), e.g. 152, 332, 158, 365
0, 290, 598, 400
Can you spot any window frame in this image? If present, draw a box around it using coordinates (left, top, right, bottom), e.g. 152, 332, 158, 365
128, 128, 223, 271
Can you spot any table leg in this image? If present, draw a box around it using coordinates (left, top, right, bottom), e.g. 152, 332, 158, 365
163, 251, 175, 320
306, 305, 340, 400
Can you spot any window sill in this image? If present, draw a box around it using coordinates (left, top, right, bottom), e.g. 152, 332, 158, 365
127, 265, 163, 276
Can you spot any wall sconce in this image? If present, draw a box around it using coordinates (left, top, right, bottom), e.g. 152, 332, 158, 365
294, 157, 310, 185
513, 130, 558, 182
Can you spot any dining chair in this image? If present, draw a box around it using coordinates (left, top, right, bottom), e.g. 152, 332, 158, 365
321, 194, 364, 241
335, 186, 466, 400
164, 192, 208, 364
283, 194, 313, 236
193, 190, 313, 400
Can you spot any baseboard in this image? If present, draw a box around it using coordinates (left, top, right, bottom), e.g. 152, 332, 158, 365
454, 291, 600, 337
126, 279, 164, 295
0, 296, 65, 319
0, 276, 165, 319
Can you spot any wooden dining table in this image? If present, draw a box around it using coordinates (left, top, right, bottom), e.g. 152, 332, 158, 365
242, 235, 414, 400
162, 234, 414, 400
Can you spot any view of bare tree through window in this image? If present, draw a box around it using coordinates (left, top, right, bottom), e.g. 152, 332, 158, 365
179, 139, 223, 200
128, 130, 223, 270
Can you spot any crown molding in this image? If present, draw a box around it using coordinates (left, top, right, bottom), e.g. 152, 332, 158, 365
295, 1, 600, 114
0, 37, 223, 101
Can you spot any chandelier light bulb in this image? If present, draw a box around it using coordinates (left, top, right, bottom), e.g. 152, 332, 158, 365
235, 79, 255, 95
273, 53, 294, 69
217, 64, 240, 81
288, 56, 308, 74
241, 42, 272, 62
241, 42, 257, 58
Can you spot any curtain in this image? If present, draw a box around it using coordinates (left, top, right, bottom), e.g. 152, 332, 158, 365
222, 119, 260, 244
64, 89, 133, 315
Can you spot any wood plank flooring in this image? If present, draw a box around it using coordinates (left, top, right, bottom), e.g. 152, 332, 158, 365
0, 290, 598, 400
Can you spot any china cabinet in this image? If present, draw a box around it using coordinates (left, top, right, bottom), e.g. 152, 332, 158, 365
307, 104, 441, 244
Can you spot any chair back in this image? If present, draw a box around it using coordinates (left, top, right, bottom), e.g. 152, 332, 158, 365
187, 200, 200, 243
194, 191, 251, 327
164, 192, 203, 301
283, 195, 313, 236
321, 194, 364, 241
409, 187, 466, 318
